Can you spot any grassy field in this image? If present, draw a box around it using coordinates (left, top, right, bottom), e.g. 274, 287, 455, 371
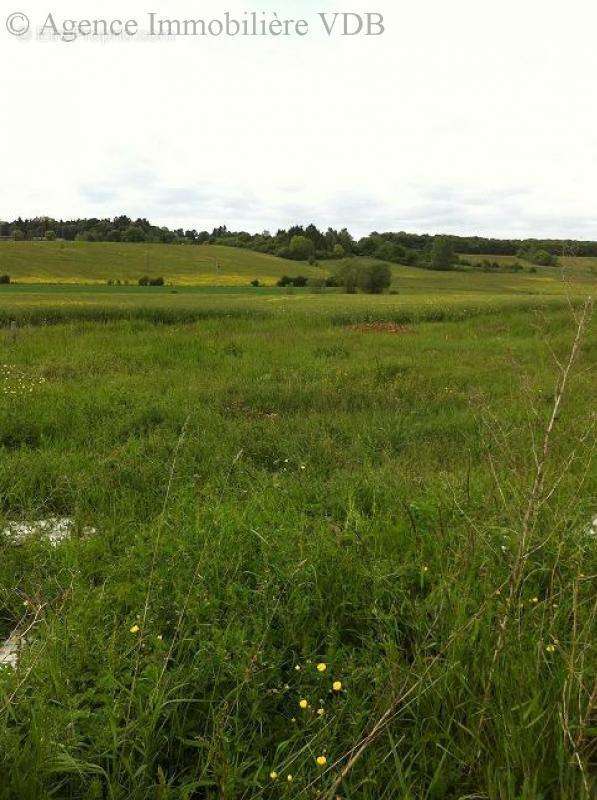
0, 242, 326, 286
1, 240, 596, 287
0, 270, 595, 798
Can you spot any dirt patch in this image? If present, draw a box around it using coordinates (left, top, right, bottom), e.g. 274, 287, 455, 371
347, 322, 413, 334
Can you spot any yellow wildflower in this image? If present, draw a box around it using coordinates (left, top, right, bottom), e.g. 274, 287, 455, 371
129, 624, 140, 634
317, 663, 327, 672
299, 699, 309, 709
332, 681, 342, 692
287, 775, 293, 782
546, 644, 556, 653
269, 771, 278, 780
316, 756, 327, 767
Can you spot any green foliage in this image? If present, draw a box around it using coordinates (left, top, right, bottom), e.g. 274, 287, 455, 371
44, 230, 57, 241
357, 261, 392, 294
430, 236, 455, 271
138, 276, 164, 286
0, 274, 10, 284
123, 226, 146, 243
288, 235, 313, 261
517, 245, 558, 267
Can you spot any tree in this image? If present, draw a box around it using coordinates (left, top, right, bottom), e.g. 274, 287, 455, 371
332, 243, 345, 259
334, 262, 360, 294
45, 230, 57, 241
430, 237, 455, 271
288, 235, 313, 261
358, 262, 392, 294
123, 225, 146, 243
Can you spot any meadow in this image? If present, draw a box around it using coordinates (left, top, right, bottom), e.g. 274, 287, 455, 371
0, 251, 595, 799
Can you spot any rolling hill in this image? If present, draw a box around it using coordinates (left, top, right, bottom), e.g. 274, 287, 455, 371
0, 240, 595, 290
0, 241, 326, 286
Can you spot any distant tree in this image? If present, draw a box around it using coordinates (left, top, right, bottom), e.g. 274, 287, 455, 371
334, 262, 360, 294
516, 246, 556, 267
0, 274, 10, 284
292, 275, 309, 287
332, 243, 345, 259
138, 276, 150, 286
251, 279, 260, 287
277, 275, 292, 287
123, 226, 146, 243
45, 230, 57, 241
358, 262, 392, 294
430, 237, 455, 271
288, 235, 313, 261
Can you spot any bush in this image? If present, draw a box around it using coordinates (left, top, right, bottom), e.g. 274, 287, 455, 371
277, 275, 308, 288
250, 280, 260, 287
45, 230, 57, 241
139, 276, 164, 286
0, 274, 10, 284
358, 262, 392, 294
516, 246, 557, 267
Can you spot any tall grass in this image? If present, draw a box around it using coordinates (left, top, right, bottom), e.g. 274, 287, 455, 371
0, 301, 594, 799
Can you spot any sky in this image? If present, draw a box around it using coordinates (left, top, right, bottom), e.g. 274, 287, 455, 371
2, 0, 596, 239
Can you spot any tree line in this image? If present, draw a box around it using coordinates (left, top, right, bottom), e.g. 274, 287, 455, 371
1, 216, 592, 264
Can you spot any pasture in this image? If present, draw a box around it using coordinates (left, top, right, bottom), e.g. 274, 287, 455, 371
0, 257, 595, 799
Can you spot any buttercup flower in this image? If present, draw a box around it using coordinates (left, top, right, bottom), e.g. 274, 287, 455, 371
332, 681, 342, 692
129, 624, 140, 634
316, 756, 327, 767
546, 644, 556, 653
287, 775, 293, 782
299, 699, 309, 709
269, 771, 278, 780
317, 663, 327, 672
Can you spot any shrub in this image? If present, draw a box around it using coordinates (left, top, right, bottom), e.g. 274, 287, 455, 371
250, 279, 260, 287
292, 275, 308, 287
277, 276, 292, 287
0, 274, 10, 284
138, 276, 150, 286
149, 277, 164, 286
358, 262, 392, 294
45, 230, 57, 241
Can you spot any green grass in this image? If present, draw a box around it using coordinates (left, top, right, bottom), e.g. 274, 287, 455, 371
1, 240, 596, 287
0, 279, 595, 799
0, 241, 326, 286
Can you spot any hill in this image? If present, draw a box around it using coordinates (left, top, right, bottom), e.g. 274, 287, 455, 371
1, 240, 596, 288
0, 241, 326, 286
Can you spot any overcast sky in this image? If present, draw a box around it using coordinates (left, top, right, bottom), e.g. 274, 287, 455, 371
2, 0, 596, 238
